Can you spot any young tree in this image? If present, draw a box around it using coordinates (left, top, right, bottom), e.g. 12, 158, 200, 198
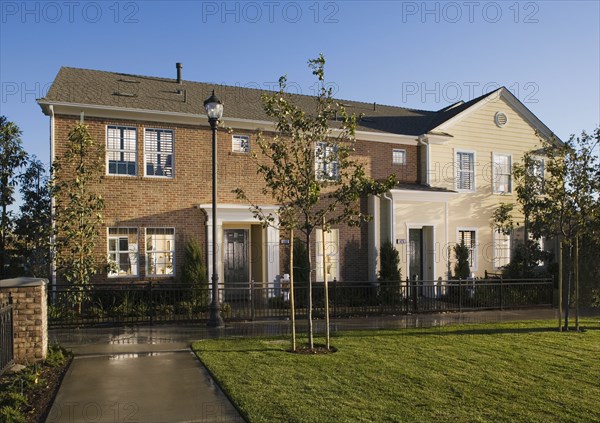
378, 240, 402, 301
14, 156, 51, 278
0, 116, 28, 278
52, 123, 104, 311
180, 238, 209, 308
495, 128, 599, 329
235, 55, 395, 350
533, 129, 599, 329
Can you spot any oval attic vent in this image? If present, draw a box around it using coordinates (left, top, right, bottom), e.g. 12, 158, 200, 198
495, 112, 508, 127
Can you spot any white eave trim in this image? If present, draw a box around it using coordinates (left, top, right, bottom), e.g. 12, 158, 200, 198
38, 100, 420, 145
355, 130, 418, 145
389, 188, 457, 202
418, 133, 452, 145
38, 100, 275, 129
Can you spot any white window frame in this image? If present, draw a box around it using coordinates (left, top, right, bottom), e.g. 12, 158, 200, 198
392, 148, 407, 165
144, 128, 174, 178
493, 229, 511, 269
232, 134, 250, 154
315, 142, 339, 181
455, 150, 476, 192
456, 228, 478, 271
315, 228, 339, 282
492, 153, 512, 194
529, 157, 545, 194
107, 228, 139, 277
145, 228, 175, 277
529, 233, 546, 267
106, 125, 137, 176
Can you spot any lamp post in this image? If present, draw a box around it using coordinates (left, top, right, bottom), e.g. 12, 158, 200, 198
204, 90, 224, 328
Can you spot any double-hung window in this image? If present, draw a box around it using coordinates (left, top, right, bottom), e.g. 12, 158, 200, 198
528, 157, 545, 194
493, 230, 511, 268
458, 229, 477, 269
315, 142, 339, 181
493, 153, 512, 194
145, 129, 174, 177
232, 135, 250, 153
456, 151, 475, 191
146, 228, 175, 276
392, 149, 406, 165
108, 228, 139, 276
107, 126, 137, 175
315, 228, 339, 281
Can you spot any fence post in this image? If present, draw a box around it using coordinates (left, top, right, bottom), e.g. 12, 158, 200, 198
458, 278, 462, 312
332, 278, 336, 318
250, 279, 255, 321
412, 275, 418, 312
148, 282, 154, 325
500, 276, 503, 310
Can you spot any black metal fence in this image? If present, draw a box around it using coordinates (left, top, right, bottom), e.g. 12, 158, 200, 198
47, 278, 554, 327
0, 295, 14, 375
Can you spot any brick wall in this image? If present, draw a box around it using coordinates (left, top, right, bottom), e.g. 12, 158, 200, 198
0, 278, 48, 363
53, 115, 415, 284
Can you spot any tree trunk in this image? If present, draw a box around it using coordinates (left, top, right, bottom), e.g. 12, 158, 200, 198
564, 244, 572, 331
321, 219, 330, 350
575, 236, 579, 331
523, 215, 529, 276
0, 203, 6, 279
558, 240, 563, 332
290, 230, 296, 351
306, 231, 314, 349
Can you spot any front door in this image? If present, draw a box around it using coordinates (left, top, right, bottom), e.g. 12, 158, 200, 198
409, 228, 423, 282
223, 229, 249, 301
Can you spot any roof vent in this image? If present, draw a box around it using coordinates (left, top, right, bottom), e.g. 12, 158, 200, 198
176, 63, 183, 84
494, 111, 508, 128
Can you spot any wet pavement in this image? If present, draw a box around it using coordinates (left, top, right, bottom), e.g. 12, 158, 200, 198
48, 308, 591, 423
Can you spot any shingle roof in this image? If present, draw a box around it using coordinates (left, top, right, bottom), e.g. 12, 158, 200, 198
40, 67, 497, 136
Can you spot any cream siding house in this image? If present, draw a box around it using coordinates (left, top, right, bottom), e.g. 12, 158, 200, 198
370, 87, 558, 283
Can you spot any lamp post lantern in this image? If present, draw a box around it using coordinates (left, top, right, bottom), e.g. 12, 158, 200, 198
204, 90, 224, 328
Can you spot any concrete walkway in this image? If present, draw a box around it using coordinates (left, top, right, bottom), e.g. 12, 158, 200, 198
47, 308, 589, 423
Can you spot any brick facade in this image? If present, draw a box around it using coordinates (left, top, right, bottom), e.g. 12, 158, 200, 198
53, 114, 416, 284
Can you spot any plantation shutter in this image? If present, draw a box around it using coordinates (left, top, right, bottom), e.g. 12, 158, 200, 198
456, 152, 474, 190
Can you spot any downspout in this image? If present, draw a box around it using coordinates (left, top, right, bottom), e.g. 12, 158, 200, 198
382, 192, 394, 244
49, 105, 56, 289
418, 136, 431, 186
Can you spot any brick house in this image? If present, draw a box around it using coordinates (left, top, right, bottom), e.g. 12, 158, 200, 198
38, 65, 558, 289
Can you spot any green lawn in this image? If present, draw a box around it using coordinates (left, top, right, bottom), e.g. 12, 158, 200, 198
192, 319, 600, 423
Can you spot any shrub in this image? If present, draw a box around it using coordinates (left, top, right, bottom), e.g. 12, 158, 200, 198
181, 239, 209, 306
378, 241, 402, 304
0, 406, 26, 423
454, 241, 470, 279
45, 344, 69, 367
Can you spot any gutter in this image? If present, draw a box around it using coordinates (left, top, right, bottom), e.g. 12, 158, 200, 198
49, 105, 56, 289
382, 192, 394, 244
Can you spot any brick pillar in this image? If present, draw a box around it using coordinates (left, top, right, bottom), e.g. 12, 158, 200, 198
0, 278, 48, 363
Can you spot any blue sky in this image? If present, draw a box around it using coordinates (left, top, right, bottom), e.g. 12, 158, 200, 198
1, 0, 599, 168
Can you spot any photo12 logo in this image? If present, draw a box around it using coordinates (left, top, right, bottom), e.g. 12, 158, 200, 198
201, 1, 340, 24
1, 1, 140, 24
401, 82, 540, 104
401, 1, 540, 24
